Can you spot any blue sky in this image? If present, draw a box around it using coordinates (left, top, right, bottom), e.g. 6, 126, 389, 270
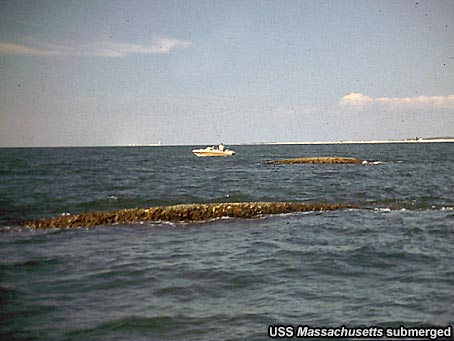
0, 0, 453, 147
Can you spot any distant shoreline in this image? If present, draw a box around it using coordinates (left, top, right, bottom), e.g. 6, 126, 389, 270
253, 138, 454, 145
128, 138, 454, 147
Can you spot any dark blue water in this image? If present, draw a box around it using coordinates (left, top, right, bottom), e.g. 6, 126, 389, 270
1, 144, 453, 340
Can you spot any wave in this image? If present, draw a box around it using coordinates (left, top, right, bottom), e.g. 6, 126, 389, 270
360, 196, 454, 211
63, 312, 273, 341
0, 285, 22, 305
63, 315, 182, 341
0, 257, 60, 272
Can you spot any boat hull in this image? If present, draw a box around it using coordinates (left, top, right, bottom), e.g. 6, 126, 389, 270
192, 149, 235, 157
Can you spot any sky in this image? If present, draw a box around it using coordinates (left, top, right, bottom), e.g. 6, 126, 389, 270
0, 0, 453, 147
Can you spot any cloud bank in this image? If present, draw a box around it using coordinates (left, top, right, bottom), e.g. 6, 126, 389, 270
340, 92, 454, 110
0, 38, 191, 58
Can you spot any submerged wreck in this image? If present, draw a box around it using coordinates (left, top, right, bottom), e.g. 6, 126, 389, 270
22, 202, 356, 229
267, 157, 365, 165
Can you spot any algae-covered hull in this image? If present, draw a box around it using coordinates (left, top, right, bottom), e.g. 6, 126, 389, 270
23, 202, 356, 229
267, 157, 365, 164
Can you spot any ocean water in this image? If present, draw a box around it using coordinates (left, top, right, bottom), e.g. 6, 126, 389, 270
0, 143, 453, 340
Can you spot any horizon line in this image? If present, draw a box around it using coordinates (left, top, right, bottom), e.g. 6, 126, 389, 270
1, 137, 454, 149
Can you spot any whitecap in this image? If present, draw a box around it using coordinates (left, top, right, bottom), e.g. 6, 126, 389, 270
374, 207, 391, 212
362, 160, 385, 165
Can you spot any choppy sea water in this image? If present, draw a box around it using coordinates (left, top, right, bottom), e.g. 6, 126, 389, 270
1, 143, 453, 340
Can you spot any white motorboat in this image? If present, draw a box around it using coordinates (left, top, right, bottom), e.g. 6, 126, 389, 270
192, 145, 236, 157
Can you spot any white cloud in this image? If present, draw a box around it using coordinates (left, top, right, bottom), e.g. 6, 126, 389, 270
339, 93, 372, 109
95, 38, 191, 57
340, 92, 454, 110
0, 42, 63, 56
0, 38, 191, 58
